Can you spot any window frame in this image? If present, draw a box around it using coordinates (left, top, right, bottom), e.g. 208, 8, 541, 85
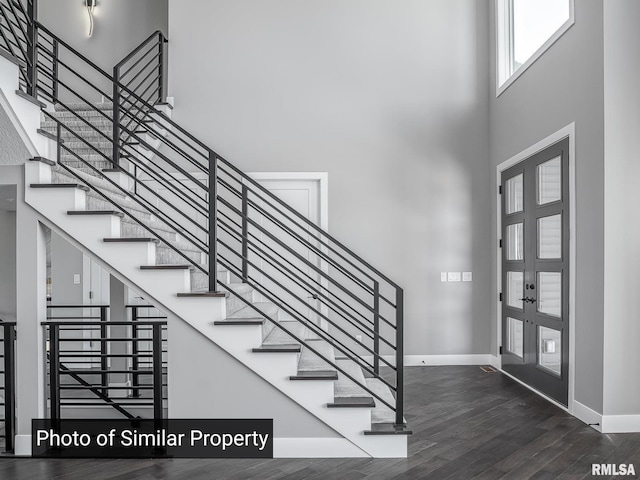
496, 0, 575, 97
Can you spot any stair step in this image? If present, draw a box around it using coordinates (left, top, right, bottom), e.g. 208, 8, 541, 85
327, 397, 375, 408
252, 345, 301, 353
30, 183, 89, 192
223, 283, 254, 316
140, 265, 190, 270
298, 339, 336, 373
176, 291, 226, 298
215, 319, 264, 326
334, 359, 369, 398
290, 371, 338, 381
365, 378, 403, 424
30, 156, 56, 166
226, 302, 279, 322
103, 237, 159, 243
68, 210, 124, 218
16, 89, 45, 107
262, 321, 307, 346
363, 424, 412, 436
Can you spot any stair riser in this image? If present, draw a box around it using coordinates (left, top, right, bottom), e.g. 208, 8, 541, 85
121, 222, 178, 243
191, 270, 230, 292
225, 288, 253, 316
156, 246, 203, 266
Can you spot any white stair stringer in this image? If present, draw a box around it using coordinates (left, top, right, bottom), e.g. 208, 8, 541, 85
24, 161, 407, 458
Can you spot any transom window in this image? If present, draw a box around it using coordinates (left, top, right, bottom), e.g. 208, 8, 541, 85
496, 0, 574, 95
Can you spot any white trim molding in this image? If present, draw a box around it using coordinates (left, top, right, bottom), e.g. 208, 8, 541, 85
601, 416, 640, 434
573, 400, 603, 432
495, 123, 576, 414
273, 438, 369, 458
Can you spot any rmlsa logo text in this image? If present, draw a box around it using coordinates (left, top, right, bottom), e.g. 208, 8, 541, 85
591, 464, 636, 476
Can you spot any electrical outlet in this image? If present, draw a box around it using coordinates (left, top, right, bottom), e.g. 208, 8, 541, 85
448, 272, 461, 282
440, 272, 447, 282
463, 272, 472, 282
73, 274, 81, 285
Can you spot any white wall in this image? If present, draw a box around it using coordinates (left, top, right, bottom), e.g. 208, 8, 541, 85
602, 0, 640, 419
168, 0, 493, 356
489, 0, 605, 413
0, 102, 30, 165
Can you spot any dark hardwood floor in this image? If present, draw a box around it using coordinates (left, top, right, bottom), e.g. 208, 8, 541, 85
1, 366, 638, 479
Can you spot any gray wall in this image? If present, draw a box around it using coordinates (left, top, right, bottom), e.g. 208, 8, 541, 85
50, 231, 84, 304
0, 202, 17, 322
168, 0, 493, 356
602, 0, 640, 417
489, 1, 605, 412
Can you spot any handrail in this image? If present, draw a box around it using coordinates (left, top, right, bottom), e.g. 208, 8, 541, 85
115, 30, 166, 69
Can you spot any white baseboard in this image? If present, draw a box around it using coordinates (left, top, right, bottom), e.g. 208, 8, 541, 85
273, 438, 369, 458
572, 400, 603, 432
490, 355, 500, 369
404, 354, 494, 366
14, 435, 32, 456
601, 415, 640, 433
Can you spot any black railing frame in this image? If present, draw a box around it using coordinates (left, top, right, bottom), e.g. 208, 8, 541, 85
1, 322, 16, 453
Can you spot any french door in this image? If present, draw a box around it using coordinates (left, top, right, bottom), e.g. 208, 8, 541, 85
501, 138, 569, 406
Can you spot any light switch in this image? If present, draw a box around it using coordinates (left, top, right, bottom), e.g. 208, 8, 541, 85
440, 272, 448, 282
447, 272, 461, 282
463, 272, 472, 282
73, 274, 81, 285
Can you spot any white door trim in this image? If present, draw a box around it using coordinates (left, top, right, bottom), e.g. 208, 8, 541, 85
247, 172, 328, 232
495, 123, 576, 415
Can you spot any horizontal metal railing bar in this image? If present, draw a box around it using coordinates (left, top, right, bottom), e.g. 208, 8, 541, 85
60, 385, 154, 390
58, 402, 156, 407
58, 354, 154, 358
47, 316, 103, 320
218, 195, 396, 328
42, 321, 166, 326
60, 369, 158, 373
216, 159, 401, 290
36, 57, 112, 107
217, 216, 393, 346
116, 30, 165, 68
53, 142, 209, 264
119, 43, 159, 79
218, 170, 398, 308
47, 305, 110, 308
214, 269, 397, 408
217, 242, 397, 374
121, 55, 160, 93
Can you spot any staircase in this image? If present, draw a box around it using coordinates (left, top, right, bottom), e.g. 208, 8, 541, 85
1, 0, 409, 458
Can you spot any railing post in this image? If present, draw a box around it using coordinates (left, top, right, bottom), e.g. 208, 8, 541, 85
151, 324, 163, 422
2, 324, 16, 453
241, 185, 248, 282
26, 0, 37, 98
208, 150, 218, 292
52, 38, 58, 102
373, 281, 380, 375
157, 33, 165, 103
131, 307, 140, 398
49, 324, 61, 427
100, 307, 108, 396
395, 287, 404, 427
112, 66, 121, 167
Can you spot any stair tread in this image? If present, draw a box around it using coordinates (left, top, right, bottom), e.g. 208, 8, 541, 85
31, 183, 89, 192
227, 302, 278, 321
290, 371, 338, 381
68, 210, 124, 218
252, 345, 301, 353
334, 359, 369, 398
327, 396, 375, 408
298, 339, 336, 372
365, 378, 404, 424
364, 424, 412, 436
262, 321, 307, 346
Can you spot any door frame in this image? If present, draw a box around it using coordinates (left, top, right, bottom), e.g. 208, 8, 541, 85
495, 123, 576, 413
247, 172, 329, 329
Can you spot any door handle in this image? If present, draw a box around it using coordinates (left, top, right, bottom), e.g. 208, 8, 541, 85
519, 297, 537, 304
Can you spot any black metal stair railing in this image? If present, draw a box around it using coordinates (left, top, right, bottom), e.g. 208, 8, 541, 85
44, 305, 167, 423
1, 0, 406, 427
0, 321, 16, 453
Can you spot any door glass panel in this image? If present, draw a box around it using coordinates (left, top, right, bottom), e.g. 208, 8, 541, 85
538, 214, 562, 259
505, 174, 524, 214
506, 223, 524, 260
537, 156, 561, 205
507, 271, 524, 309
538, 326, 561, 376
538, 272, 561, 317
507, 317, 524, 358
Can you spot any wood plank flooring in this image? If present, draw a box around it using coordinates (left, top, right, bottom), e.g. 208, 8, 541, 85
1, 366, 638, 479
